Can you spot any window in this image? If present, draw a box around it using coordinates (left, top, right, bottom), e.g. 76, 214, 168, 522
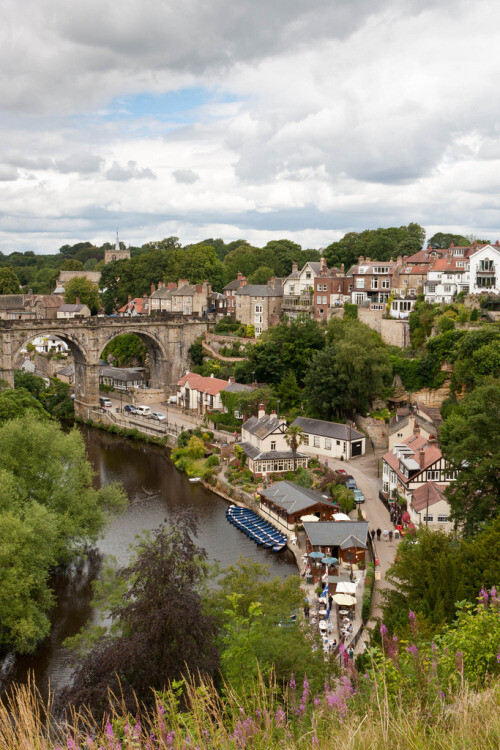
336, 440, 340, 445
355, 278, 364, 288
271, 441, 276, 451
325, 438, 331, 450
313, 436, 320, 448
302, 435, 309, 445
423, 515, 434, 522
390, 471, 396, 484
383, 481, 389, 493
255, 304, 263, 313
444, 285, 451, 292
438, 515, 449, 523
323, 296, 327, 304
306, 272, 311, 279
381, 279, 390, 289
319, 308, 324, 315
427, 470, 440, 481
444, 470, 458, 480
371, 278, 378, 289
323, 284, 328, 291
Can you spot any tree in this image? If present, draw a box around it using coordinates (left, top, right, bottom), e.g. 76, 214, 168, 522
0, 387, 48, 424
62, 520, 219, 715
284, 424, 305, 471
274, 370, 302, 412
164, 244, 225, 291
0, 416, 125, 652
439, 379, 500, 535
305, 320, 392, 417
248, 265, 274, 285
64, 276, 99, 314
427, 232, 469, 249
101, 333, 147, 366
0, 266, 20, 294
60, 259, 84, 271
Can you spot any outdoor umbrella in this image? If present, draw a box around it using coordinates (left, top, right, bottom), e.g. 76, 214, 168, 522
333, 513, 351, 521
336, 582, 357, 595
301, 514, 319, 523
321, 556, 338, 565
308, 551, 324, 558
332, 593, 356, 606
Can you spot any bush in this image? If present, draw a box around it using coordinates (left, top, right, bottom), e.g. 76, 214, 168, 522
308, 458, 320, 469
187, 436, 206, 459
293, 467, 313, 488
344, 302, 358, 320
470, 308, 479, 321
206, 454, 220, 467
177, 430, 192, 448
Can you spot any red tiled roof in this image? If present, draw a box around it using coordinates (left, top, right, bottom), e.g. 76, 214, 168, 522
118, 298, 149, 314
411, 482, 448, 512
382, 434, 443, 485
177, 372, 229, 396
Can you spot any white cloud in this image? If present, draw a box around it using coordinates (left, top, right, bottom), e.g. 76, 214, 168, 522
1, 0, 500, 252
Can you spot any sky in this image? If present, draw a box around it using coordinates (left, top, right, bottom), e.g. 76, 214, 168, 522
2, 0, 500, 254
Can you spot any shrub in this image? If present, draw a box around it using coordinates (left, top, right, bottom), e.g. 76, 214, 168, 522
344, 302, 358, 320
206, 454, 220, 468
177, 430, 192, 448
187, 436, 206, 459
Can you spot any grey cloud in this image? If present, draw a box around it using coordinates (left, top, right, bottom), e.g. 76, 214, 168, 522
0, 165, 19, 181
55, 153, 104, 174
173, 169, 199, 184
104, 160, 156, 181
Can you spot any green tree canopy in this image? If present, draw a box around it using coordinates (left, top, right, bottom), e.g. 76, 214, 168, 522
323, 224, 425, 270
101, 333, 147, 366
427, 232, 469, 249
248, 265, 275, 285
63, 276, 100, 314
439, 379, 500, 535
0, 266, 20, 294
60, 259, 85, 271
164, 244, 225, 291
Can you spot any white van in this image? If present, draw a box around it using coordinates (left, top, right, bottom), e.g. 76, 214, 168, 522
99, 397, 113, 408
136, 405, 152, 417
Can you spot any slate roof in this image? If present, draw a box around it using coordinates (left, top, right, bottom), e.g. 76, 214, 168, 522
100, 366, 145, 382
56, 364, 75, 377
224, 277, 247, 291
260, 481, 334, 514
240, 442, 306, 462
236, 282, 284, 297
223, 382, 255, 394
58, 304, 88, 313
303, 521, 369, 547
0, 294, 25, 309
291, 417, 364, 442
242, 413, 284, 439
152, 284, 202, 299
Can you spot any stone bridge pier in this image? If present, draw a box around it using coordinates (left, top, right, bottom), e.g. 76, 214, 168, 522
0, 316, 208, 418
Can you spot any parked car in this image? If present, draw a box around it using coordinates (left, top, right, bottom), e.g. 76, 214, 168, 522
353, 489, 365, 504
99, 397, 112, 408
336, 469, 348, 477
346, 478, 357, 491
151, 411, 166, 421
136, 405, 152, 417
124, 404, 137, 414
168, 395, 178, 404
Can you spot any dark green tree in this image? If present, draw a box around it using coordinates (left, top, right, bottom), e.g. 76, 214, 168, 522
64, 276, 99, 314
427, 232, 469, 249
164, 244, 225, 291
440, 379, 500, 535
0, 266, 20, 294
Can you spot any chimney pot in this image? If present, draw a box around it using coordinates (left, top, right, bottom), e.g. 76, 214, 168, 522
151, 283, 156, 294
258, 403, 265, 419
419, 449, 426, 468
292, 261, 298, 273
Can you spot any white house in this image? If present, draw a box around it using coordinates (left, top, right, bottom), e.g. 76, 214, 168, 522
57, 303, 91, 319
389, 298, 416, 319
282, 260, 324, 319
468, 244, 500, 296
239, 407, 308, 477
424, 257, 470, 304
408, 482, 453, 532
291, 416, 366, 461
24, 335, 69, 354
177, 372, 229, 415
382, 433, 457, 503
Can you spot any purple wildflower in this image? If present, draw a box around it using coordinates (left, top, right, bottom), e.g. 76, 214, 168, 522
406, 644, 419, 656
380, 623, 388, 637
289, 674, 296, 690
409, 610, 416, 622
479, 587, 489, 604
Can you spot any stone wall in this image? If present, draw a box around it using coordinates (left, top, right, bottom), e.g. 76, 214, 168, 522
380, 319, 410, 348
411, 383, 451, 407
32, 353, 72, 378
354, 415, 389, 450
357, 307, 383, 333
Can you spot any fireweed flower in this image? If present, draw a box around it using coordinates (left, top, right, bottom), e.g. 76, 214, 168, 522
409, 610, 416, 623
479, 588, 489, 605
405, 644, 419, 656
380, 623, 388, 637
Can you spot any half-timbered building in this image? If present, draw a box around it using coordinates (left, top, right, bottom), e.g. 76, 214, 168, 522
382, 433, 457, 502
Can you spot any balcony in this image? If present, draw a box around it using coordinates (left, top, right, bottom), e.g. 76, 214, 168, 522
282, 293, 313, 311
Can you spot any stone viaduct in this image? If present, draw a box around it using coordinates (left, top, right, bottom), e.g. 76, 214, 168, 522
0, 316, 207, 417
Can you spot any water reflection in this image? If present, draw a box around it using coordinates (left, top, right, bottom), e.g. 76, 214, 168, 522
0, 426, 297, 699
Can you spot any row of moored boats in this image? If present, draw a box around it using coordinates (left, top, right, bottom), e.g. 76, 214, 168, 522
226, 505, 288, 552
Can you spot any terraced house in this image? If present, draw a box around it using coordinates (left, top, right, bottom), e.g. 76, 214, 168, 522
238, 406, 308, 476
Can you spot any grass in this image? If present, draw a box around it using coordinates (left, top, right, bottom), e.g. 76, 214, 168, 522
0, 673, 499, 749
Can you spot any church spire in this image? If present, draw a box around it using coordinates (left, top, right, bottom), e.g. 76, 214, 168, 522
115, 229, 120, 252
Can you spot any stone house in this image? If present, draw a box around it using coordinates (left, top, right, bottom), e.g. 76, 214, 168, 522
223, 272, 247, 316
57, 303, 91, 319
282, 260, 324, 319
177, 372, 229, 414
149, 280, 212, 316
234, 278, 284, 335
408, 481, 453, 532
0, 294, 36, 320
259, 482, 338, 533
104, 231, 131, 264
291, 416, 366, 461
54, 270, 101, 295
55, 364, 75, 384
238, 406, 308, 476
99, 366, 145, 390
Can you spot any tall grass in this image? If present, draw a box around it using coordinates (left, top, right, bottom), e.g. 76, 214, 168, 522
0, 673, 498, 750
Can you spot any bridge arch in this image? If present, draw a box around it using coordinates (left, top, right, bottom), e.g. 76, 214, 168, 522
98, 328, 171, 392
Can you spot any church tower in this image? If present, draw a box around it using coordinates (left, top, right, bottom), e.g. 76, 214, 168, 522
104, 230, 131, 264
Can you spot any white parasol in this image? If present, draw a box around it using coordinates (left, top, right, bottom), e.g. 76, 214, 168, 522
301, 514, 319, 523
332, 593, 356, 606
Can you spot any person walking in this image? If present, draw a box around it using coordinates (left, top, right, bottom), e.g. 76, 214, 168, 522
370, 528, 375, 542
328, 594, 333, 610
376, 528, 381, 541
389, 530, 393, 542
383, 529, 389, 541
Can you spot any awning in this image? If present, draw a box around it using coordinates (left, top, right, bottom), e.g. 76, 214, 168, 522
332, 593, 356, 606
301, 514, 319, 523
336, 582, 357, 595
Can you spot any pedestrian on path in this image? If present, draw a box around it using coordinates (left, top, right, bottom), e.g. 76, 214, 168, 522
389, 530, 393, 542
376, 528, 381, 541
383, 529, 389, 541
370, 528, 375, 542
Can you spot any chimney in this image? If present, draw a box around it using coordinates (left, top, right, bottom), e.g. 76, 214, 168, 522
413, 422, 420, 435
168, 282, 177, 290
496, 240, 500, 247
158, 281, 165, 289
419, 449, 426, 469
340, 263, 345, 276
75, 296, 80, 305
228, 376, 235, 384
237, 271, 243, 280
320, 256, 327, 273
292, 261, 298, 273
366, 257, 371, 262
128, 295, 132, 302
178, 279, 189, 287
151, 283, 156, 295
270, 409, 277, 419
258, 403, 265, 419
195, 284, 202, 293
358, 255, 364, 264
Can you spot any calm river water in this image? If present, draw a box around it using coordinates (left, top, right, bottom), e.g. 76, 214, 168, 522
0, 426, 297, 699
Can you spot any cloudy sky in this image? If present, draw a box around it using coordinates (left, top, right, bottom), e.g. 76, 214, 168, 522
2, 0, 500, 253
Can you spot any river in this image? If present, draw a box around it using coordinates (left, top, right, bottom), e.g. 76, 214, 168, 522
0, 426, 297, 700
